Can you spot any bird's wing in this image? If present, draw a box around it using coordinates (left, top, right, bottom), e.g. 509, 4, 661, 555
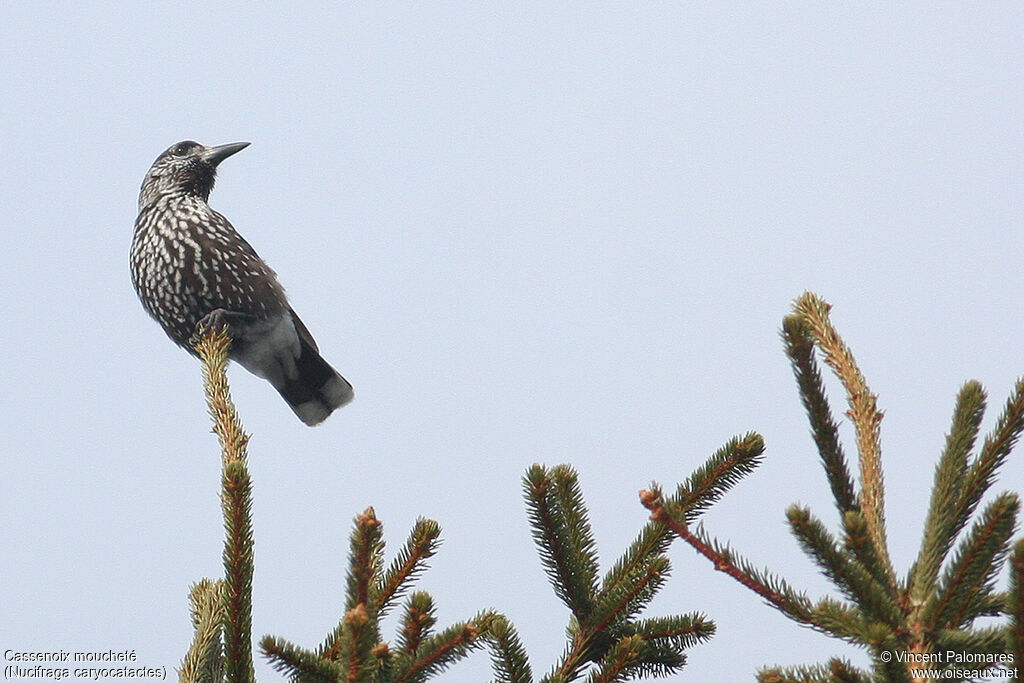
289, 308, 320, 353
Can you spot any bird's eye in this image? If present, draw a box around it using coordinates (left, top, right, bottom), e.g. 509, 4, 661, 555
172, 142, 193, 156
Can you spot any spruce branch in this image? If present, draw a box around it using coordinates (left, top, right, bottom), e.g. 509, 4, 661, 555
594, 432, 763, 627
197, 325, 250, 464
907, 383, 988, 607
392, 616, 488, 683
928, 493, 1019, 630
481, 614, 533, 683
180, 580, 226, 683
585, 635, 645, 683
933, 625, 1014, 659
668, 432, 766, 525
347, 507, 385, 612
543, 628, 596, 683
540, 555, 678, 683
758, 657, 871, 683
266, 512, 515, 683
641, 488, 814, 624
523, 465, 714, 683
524, 464, 598, 619
588, 556, 669, 633
341, 604, 379, 683
646, 296, 1024, 678
840, 510, 892, 591
319, 508, 387, 663
610, 642, 681, 681
375, 519, 441, 617
807, 597, 882, 646
874, 652, 914, 683
550, 466, 601, 603
782, 314, 858, 517
793, 292, 894, 585
609, 614, 714, 680
195, 326, 255, 683
221, 459, 255, 683
396, 592, 437, 657
260, 636, 341, 683
787, 506, 903, 635
969, 590, 1009, 618
627, 614, 715, 652
599, 522, 674, 616
953, 378, 1024, 549
1009, 538, 1024, 669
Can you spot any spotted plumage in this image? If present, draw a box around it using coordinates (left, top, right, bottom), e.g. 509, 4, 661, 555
131, 140, 353, 425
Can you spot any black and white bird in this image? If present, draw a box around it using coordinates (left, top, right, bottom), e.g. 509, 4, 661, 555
130, 140, 353, 425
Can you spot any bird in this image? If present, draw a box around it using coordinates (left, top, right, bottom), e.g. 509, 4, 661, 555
130, 140, 353, 425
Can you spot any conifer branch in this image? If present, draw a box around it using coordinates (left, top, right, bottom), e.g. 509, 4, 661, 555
875, 651, 914, 683
839, 510, 892, 591
195, 326, 255, 683
782, 314, 858, 516
524, 465, 598, 619
787, 506, 904, 635
971, 591, 1009, 617
543, 585, 640, 680
641, 488, 814, 623
197, 326, 250, 464
220, 460, 255, 683
265, 511, 517, 682
599, 522, 673, 613
392, 618, 485, 683
260, 636, 341, 683
953, 378, 1024, 547
801, 598, 867, 645
180, 580, 225, 683
793, 292, 894, 585
928, 493, 1018, 630
589, 556, 669, 633
481, 614, 533, 683
610, 614, 714, 679
342, 604, 377, 683
933, 625, 1014, 658
585, 635, 644, 683
907, 382, 987, 608
347, 507, 385, 611
319, 509, 386, 662
550, 466, 601, 603
657, 295, 1024, 678
758, 658, 871, 683
627, 614, 715, 651
522, 464, 716, 683
543, 630, 594, 683
396, 592, 436, 657
375, 519, 441, 617
670, 432, 766, 524
615, 643, 682, 681
1009, 538, 1024, 669
596, 433, 763, 620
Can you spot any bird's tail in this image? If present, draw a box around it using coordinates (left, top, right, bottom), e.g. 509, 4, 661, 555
276, 338, 354, 426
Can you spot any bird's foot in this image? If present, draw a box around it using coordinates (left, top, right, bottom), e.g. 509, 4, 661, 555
190, 309, 261, 347
191, 309, 232, 346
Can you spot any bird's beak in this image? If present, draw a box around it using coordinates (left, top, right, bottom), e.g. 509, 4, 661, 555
202, 141, 251, 166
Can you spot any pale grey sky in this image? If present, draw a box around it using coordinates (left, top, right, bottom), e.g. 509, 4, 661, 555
3, 3, 1024, 680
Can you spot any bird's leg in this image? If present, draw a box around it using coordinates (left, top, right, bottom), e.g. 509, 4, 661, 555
191, 309, 259, 346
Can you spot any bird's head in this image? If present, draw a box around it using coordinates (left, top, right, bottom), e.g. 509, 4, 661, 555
138, 140, 250, 209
